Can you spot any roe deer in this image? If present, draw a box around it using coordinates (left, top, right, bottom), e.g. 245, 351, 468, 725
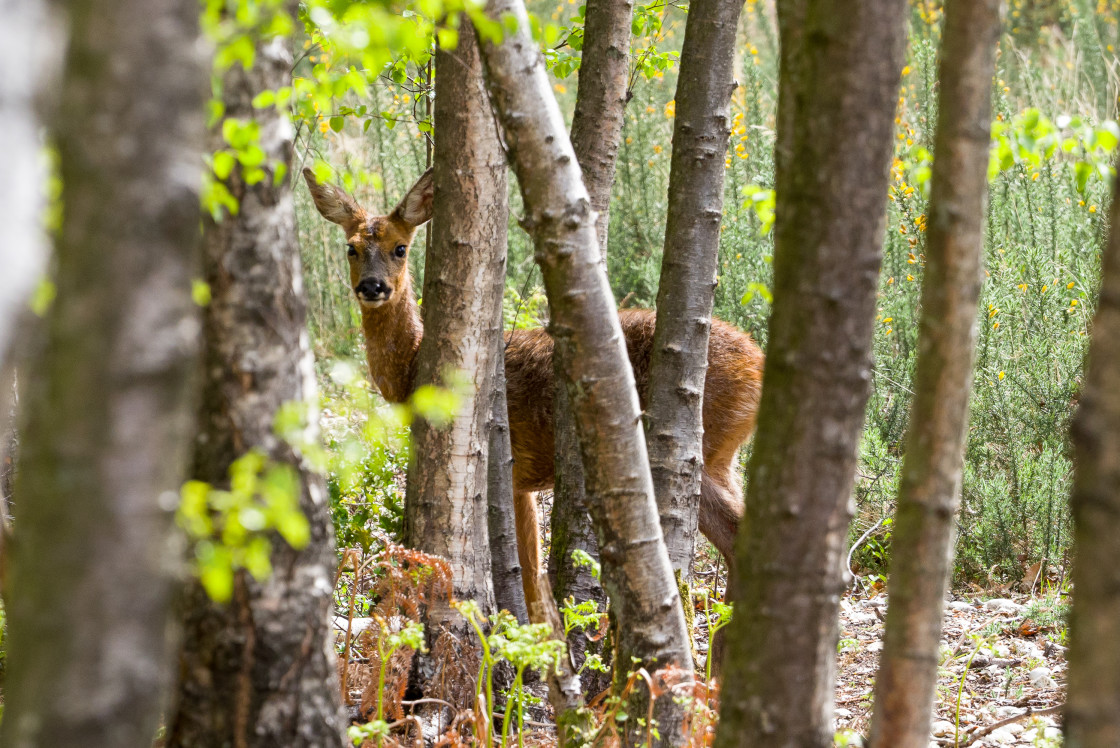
303, 167, 764, 617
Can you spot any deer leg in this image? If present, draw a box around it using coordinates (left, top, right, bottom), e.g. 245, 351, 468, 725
513, 490, 547, 622
698, 468, 744, 566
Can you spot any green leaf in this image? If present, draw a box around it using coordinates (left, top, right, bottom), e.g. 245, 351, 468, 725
329, 115, 345, 133
191, 279, 212, 307
212, 150, 236, 180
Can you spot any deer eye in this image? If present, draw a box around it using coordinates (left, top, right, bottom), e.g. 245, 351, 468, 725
347, 244, 358, 257
394, 244, 407, 258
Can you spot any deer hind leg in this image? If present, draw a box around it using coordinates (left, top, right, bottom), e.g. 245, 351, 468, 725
513, 490, 548, 622
699, 467, 744, 566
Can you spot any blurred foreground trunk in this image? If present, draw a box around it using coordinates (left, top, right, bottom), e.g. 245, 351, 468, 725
0, 0, 208, 743
715, 1, 907, 746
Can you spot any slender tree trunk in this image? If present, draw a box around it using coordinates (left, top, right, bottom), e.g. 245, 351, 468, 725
0, 0, 207, 742
1064, 169, 1120, 748
488, 342, 530, 624
165, 25, 346, 748
645, 0, 744, 578
714, 2, 907, 746
476, 5, 693, 745
403, 21, 501, 656
548, 0, 632, 685
868, 3, 1000, 746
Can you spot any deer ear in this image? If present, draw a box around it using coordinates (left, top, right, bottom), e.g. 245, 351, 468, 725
392, 168, 434, 228
302, 168, 363, 232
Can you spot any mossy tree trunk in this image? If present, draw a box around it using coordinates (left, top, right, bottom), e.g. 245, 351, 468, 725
714, 1, 907, 746
0, 0, 208, 743
476, 3, 694, 744
165, 18, 346, 748
868, 2, 1000, 746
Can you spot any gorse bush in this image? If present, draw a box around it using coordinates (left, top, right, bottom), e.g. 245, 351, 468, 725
294, 0, 1119, 585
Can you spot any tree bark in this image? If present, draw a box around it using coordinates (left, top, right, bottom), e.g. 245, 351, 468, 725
868, 3, 1000, 746
548, 0, 632, 686
1064, 165, 1120, 748
714, 2, 907, 747
476, 5, 694, 745
403, 22, 501, 643
645, 0, 744, 578
488, 340, 530, 624
0, 0, 208, 742
165, 27, 346, 748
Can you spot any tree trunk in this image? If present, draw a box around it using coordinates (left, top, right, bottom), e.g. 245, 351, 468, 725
1064, 167, 1120, 748
645, 0, 744, 578
714, 2, 907, 746
165, 25, 346, 748
868, 2, 1000, 746
548, 0, 632, 687
476, 5, 694, 745
488, 341, 530, 624
0, 0, 207, 742
403, 21, 501, 659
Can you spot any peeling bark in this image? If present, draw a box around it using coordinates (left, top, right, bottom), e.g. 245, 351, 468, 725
404, 23, 501, 636
645, 0, 744, 578
869, 2, 1000, 746
166, 26, 346, 748
476, 4, 693, 744
0, 0, 208, 743
715, 1, 908, 746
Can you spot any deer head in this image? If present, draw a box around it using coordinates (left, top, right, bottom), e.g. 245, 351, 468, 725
302, 168, 434, 309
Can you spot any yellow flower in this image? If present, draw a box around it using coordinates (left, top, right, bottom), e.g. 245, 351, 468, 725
998, 371, 1005, 380
1089, 205, 1098, 213
885, 328, 893, 335
993, 321, 1000, 329
1070, 299, 1079, 307
626, 137, 633, 145
646, 105, 656, 114
906, 274, 915, 282
1067, 281, 1075, 289
653, 144, 663, 154
1018, 283, 1028, 291
554, 83, 567, 94
664, 100, 676, 118
883, 317, 893, 324
901, 65, 911, 76
1042, 285, 1049, 293
887, 276, 894, 285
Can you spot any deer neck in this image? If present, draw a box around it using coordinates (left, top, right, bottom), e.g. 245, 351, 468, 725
360, 274, 422, 404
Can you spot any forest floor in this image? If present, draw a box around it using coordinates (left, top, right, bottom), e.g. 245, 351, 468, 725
829, 587, 1067, 747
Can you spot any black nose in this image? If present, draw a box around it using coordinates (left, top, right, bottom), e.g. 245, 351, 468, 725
355, 278, 390, 300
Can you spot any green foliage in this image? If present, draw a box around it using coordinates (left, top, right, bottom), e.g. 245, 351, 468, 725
459, 600, 569, 748
177, 450, 310, 602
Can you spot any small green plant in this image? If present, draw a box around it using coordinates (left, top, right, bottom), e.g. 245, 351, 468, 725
459, 600, 567, 748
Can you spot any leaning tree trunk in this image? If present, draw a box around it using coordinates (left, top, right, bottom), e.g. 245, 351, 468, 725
403, 24, 502, 695
165, 24, 346, 748
476, 4, 693, 746
714, 2, 907, 747
868, 3, 1000, 746
0, 0, 59, 572
548, 0, 632, 684
1064, 166, 1120, 748
645, 0, 744, 580
0, 0, 207, 743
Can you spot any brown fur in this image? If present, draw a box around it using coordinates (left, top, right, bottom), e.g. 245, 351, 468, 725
303, 168, 765, 617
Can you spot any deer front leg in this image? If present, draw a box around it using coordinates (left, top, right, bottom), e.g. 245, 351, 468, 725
513, 490, 548, 622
